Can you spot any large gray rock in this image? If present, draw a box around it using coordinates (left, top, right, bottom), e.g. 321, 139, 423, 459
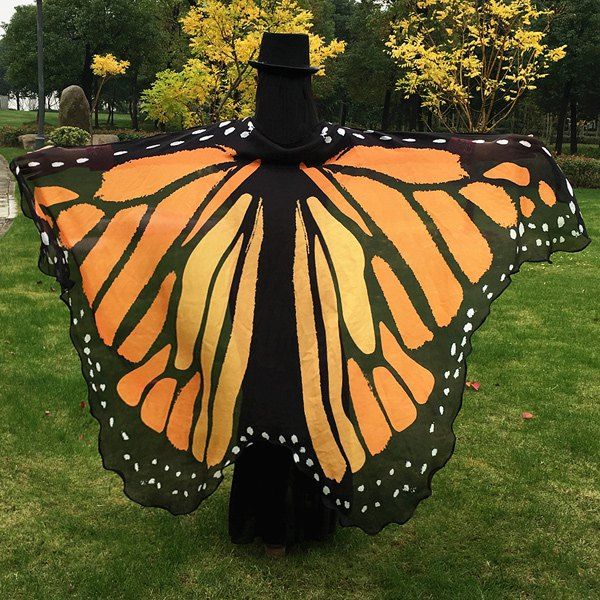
91, 134, 119, 145
58, 85, 91, 132
19, 134, 37, 150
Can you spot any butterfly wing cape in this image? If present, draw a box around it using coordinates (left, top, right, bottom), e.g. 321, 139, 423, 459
10, 120, 590, 533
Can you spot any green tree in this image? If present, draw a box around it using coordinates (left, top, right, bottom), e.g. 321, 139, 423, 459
0, 5, 41, 99
156, 0, 195, 70
534, 0, 600, 153
0, 0, 176, 129
44, 0, 169, 128
319, 0, 399, 129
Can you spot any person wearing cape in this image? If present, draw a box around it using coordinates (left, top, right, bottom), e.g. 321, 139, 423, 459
228, 34, 339, 554
9, 32, 591, 547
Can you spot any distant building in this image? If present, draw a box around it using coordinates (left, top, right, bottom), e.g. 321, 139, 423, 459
7, 93, 59, 111
8, 96, 38, 111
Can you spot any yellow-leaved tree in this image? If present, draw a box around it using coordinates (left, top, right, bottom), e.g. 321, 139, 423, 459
387, 0, 566, 132
141, 0, 345, 127
91, 54, 130, 123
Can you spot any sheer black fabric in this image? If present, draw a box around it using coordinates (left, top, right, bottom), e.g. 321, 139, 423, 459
230, 69, 332, 547
229, 442, 337, 546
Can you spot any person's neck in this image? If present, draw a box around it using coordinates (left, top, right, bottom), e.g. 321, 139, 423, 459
253, 71, 320, 147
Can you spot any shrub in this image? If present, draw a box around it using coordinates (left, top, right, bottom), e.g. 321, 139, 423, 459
570, 145, 600, 160
0, 125, 35, 147
0, 123, 61, 147
116, 132, 153, 142
48, 126, 91, 148
556, 155, 600, 189
92, 128, 157, 141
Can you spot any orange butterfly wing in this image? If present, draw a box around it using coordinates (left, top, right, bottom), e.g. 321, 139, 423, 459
14, 138, 269, 511
11, 128, 590, 528
290, 139, 588, 525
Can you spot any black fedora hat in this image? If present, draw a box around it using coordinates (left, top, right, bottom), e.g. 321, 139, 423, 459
249, 32, 320, 75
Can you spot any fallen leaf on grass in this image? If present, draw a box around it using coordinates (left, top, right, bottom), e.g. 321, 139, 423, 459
522, 411, 534, 420
79, 401, 86, 410
44, 410, 51, 416
465, 381, 481, 391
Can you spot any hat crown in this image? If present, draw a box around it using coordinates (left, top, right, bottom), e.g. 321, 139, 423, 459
256, 33, 311, 70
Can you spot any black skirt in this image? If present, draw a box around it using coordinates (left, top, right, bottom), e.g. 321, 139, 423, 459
228, 442, 337, 546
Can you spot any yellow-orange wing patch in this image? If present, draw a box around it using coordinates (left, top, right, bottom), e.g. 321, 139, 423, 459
56, 204, 105, 248
326, 146, 468, 184
371, 256, 433, 349
413, 189, 493, 283
484, 162, 530, 186
94, 171, 231, 346
293, 205, 348, 482
295, 144, 524, 478
204, 203, 264, 467
118, 272, 177, 363
520, 196, 535, 218
459, 182, 518, 227
538, 181, 557, 206
329, 172, 463, 327
34, 186, 79, 207
97, 147, 236, 201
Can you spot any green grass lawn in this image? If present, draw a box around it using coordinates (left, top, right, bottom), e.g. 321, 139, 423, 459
0, 149, 598, 599
0, 108, 134, 130
0, 146, 25, 163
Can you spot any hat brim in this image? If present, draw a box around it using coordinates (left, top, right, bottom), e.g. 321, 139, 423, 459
249, 60, 321, 75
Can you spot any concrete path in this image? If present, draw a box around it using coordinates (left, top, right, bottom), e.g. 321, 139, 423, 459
0, 155, 18, 238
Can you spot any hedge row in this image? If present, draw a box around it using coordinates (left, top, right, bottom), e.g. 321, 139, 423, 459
93, 128, 158, 142
0, 125, 155, 147
556, 155, 600, 189
0, 125, 55, 147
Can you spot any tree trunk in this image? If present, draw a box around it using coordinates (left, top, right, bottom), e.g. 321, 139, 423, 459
81, 43, 94, 104
90, 78, 98, 130
555, 80, 571, 155
106, 83, 115, 126
15, 93, 20, 111
339, 101, 348, 126
131, 98, 139, 131
545, 113, 552, 141
381, 89, 392, 131
396, 99, 405, 131
416, 99, 423, 132
408, 95, 418, 131
569, 98, 578, 155
131, 70, 140, 130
